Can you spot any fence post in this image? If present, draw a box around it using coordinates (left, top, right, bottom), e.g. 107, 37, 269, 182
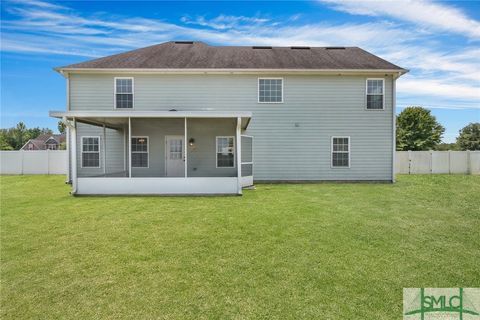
21, 150, 24, 175
429, 150, 433, 174
47, 149, 50, 175
467, 150, 471, 175
448, 151, 451, 174
408, 150, 412, 174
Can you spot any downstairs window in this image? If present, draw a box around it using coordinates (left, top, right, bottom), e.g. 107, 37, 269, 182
131, 137, 149, 168
82, 136, 100, 168
331, 136, 350, 168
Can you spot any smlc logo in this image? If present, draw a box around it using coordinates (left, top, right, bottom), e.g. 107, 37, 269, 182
404, 288, 480, 319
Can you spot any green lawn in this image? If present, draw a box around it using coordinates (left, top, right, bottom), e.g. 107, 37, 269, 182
1, 175, 479, 319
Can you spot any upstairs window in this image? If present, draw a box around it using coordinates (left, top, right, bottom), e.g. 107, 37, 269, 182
331, 136, 350, 168
366, 79, 384, 110
115, 77, 133, 108
259, 78, 283, 103
131, 137, 149, 168
216, 136, 235, 168
82, 136, 100, 168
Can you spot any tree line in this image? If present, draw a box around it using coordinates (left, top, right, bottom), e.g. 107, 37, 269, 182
396, 106, 479, 151
0, 121, 65, 150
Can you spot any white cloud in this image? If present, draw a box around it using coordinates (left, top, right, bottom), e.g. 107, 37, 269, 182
181, 14, 269, 30
319, 0, 480, 39
398, 77, 480, 101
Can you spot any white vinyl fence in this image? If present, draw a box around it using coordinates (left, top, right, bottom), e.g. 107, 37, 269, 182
1, 150, 478, 176
396, 151, 480, 175
0, 150, 68, 175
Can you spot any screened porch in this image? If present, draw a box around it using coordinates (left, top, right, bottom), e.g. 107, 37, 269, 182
50, 110, 253, 195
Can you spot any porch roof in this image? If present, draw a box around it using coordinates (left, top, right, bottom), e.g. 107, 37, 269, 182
49, 110, 252, 129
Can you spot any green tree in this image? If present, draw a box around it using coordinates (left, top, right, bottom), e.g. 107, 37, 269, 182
456, 122, 480, 150
396, 106, 445, 151
13, 122, 28, 149
58, 121, 66, 134
0, 132, 14, 150
434, 143, 460, 151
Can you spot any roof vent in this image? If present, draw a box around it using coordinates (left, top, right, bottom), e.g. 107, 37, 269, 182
291, 46, 310, 50
252, 46, 272, 49
169, 109, 177, 111
174, 41, 194, 44
325, 47, 346, 50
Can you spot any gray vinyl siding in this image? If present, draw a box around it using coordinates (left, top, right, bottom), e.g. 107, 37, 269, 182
70, 74, 394, 181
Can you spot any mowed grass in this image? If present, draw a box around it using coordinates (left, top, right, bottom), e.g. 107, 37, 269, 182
1, 175, 479, 319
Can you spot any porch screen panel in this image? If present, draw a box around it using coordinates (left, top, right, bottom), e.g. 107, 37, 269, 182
242, 164, 253, 176
241, 135, 253, 177
217, 137, 235, 168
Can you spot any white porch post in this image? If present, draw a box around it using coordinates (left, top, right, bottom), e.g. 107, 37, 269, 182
184, 117, 188, 178
103, 124, 107, 176
236, 117, 242, 195
71, 118, 78, 194
123, 124, 127, 173
392, 74, 397, 182
128, 117, 132, 178
66, 125, 70, 183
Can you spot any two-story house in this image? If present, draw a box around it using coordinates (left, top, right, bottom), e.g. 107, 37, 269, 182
50, 41, 407, 195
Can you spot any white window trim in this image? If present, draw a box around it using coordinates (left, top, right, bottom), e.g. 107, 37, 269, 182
81, 136, 101, 168
258, 77, 284, 104
131, 136, 149, 168
365, 78, 385, 111
331, 136, 351, 169
114, 77, 134, 109
216, 136, 236, 168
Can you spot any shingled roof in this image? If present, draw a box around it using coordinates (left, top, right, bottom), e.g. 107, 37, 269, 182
58, 41, 406, 72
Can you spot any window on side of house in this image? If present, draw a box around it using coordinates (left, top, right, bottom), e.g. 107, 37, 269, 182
115, 77, 134, 109
82, 136, 100, 168
131, 137, 148, 168
258, 78, 283, 103
46, 143, 57, 150
366, 79, 384, 110
331, 136, 350, 168
216, 136, 235, 168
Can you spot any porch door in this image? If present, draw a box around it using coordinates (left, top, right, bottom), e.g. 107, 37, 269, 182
165, 136, 185, 177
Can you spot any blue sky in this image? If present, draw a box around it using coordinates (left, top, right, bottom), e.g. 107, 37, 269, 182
1, 0, 479, 142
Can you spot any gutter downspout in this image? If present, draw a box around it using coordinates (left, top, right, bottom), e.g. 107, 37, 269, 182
392, 72, 401, 182
236, 117, 242, 195
65, 75, 71, 183
71, 117, 78, 195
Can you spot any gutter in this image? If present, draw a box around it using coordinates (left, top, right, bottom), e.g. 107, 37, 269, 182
54, 67, 409, 76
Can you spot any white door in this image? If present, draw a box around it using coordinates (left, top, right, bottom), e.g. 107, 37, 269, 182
165, 136, 185, 177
